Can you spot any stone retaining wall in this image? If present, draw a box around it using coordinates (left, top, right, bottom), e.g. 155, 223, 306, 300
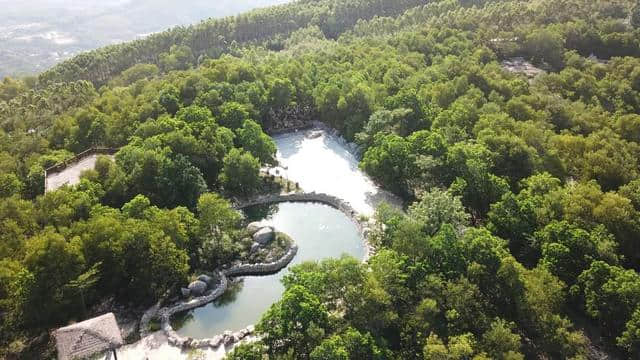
150, 241, 299, 350
141, 185, 376, 352
139, 299, 163, 338
235, 192, 374, 259
159, 272, 230, 348
223, 245, 298, 277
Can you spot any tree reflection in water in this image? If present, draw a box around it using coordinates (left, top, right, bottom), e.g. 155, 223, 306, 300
214, 279, 245, 307
244, 203, 279, 222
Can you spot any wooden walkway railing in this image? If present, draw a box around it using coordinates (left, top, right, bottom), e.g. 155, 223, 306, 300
44, 147, 120, 174
44, 147, 120, 193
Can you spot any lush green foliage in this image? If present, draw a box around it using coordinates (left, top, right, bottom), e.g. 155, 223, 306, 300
2, 0, 640, 358
37, 0, 431, 87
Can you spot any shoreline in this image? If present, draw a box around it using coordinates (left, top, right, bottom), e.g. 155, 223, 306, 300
137, 192, 375, 354
127, 126, 386, 359
141, 242, 299, 352
234, 192, 375, 262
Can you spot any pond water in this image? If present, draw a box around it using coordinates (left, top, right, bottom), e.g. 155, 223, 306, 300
172, 202, 365, 339
269, 129, 402, 217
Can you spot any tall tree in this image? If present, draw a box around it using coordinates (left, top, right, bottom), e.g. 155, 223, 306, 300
218, 148, 261, 196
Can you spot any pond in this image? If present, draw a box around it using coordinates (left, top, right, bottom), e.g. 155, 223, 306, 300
172, 201, 365, 339
268, 129, 402, 217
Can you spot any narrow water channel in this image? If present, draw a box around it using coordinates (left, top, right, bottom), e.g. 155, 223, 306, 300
172, 202, 365, 339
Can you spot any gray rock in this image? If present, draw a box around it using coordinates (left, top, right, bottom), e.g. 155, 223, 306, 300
238, 327, 252, 338
223, 330, 234, 345
197, 274, 213, 285
246, 221, 264, 234
188, 280, 207, 296
250, 242, 261, 253
181, 287, 191, 297
209, 336, 222, 348
192, 339, 207, 348
253, 227, 274, 245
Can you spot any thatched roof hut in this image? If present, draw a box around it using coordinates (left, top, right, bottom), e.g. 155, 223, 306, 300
55, 312, 123, 360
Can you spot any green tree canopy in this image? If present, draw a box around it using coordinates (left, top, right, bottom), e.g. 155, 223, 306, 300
218, 148, 261, 196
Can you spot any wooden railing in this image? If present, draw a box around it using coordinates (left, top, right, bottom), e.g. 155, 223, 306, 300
44, 147, 120, 175
44, 147, 120, 193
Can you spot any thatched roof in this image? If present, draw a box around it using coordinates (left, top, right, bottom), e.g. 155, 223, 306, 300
55, 312, 123, 360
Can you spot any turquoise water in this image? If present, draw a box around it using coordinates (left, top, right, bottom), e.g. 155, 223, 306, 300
172, 202, 365, 338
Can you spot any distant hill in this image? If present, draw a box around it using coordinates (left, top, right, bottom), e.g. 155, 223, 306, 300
35, 0, 429, 87
0, 0, 290, 78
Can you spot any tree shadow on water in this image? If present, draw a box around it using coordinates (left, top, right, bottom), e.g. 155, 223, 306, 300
214, 279, 245, 307
170, 280, 246, 330
170, 310, 195, 330
244, 203, 279, 222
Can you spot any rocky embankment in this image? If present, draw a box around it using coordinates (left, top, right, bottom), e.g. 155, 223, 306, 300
139, 224, 298, 350
265, 104, 314, 134
235, 192, 375, 259
139, 188, 376, 351
311, 121, 363, 158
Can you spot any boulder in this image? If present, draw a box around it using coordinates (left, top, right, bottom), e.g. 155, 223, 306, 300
188, 280, 207, 297
238, 327, 251, 338
223, 330, 234, 345
250, 242, 261, 254
246, 221, 265, 234
168, 337, 179, 346
181, 288, 191, 297
209, 336, 223, 348
253, 227, 275, 245
192, 339, 208, 348
197, 274, 213, 285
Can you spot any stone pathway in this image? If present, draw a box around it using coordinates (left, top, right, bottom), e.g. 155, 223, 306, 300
116, 331, 230, 360
45, 154, 114, 192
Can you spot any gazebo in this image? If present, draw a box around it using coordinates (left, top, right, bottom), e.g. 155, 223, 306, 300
55, 312, 124, 360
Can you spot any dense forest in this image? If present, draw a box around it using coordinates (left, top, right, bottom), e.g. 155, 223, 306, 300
36, 0, 429, 87
2, 0, 640, 358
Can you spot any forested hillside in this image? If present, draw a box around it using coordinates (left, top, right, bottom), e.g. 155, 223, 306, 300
2, 0, 640, 359
0, 0, 290, 78
37, 0, 428, 87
